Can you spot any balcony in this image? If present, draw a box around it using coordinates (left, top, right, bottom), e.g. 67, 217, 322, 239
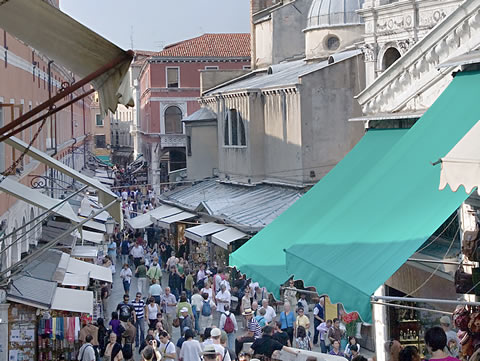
160, 134, 186, 148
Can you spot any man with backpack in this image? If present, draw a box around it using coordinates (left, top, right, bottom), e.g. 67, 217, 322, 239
199, 292, 216, 333
220, 305, 238, 351
78, 335, 96, 361
116, 294, 137, 325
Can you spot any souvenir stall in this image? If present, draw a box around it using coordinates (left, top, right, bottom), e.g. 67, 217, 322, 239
211, 227, 248, 269
8, 303, 37, 361
184, 222, 227, 269
156, 210, 196, 256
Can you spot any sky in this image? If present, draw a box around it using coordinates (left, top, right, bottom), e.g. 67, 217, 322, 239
61, 0, 251, 52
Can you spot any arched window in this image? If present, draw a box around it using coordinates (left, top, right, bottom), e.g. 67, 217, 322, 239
164, 106, 183, 134
383, 47, 401, 70
224, 109, 246, 146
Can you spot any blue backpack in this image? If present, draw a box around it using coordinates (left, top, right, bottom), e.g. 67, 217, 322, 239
202, 300, 212, 316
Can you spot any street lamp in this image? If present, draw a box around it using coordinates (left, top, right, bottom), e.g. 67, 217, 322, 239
105, 216, 115, 236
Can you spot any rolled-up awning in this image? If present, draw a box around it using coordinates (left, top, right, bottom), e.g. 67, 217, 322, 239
157, 211, 196, 229
185, 222, 228, 243
66, 257, 112, 283
51, 287, 93, 314
231, 70, 480, 322
0, 176, 80, 223
0, 0, 133, 114
211, 227, 248, 250
5, 137, 122, 226
439, 119, 480, 194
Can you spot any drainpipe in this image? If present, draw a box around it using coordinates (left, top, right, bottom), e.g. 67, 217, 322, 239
82, 94, 87, 168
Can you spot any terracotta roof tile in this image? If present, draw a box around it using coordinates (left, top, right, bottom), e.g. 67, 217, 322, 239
155, 33, 250, 59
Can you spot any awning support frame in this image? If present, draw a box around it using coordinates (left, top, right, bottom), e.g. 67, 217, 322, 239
371, 301, 453, 316
372, 295, 480, 307
0, 197, 119, 283
0, 51, 133, 141
0, 89, 95, 143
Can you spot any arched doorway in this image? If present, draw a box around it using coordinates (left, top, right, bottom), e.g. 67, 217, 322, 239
164, 106, 183, 134
382, 47, 401, 70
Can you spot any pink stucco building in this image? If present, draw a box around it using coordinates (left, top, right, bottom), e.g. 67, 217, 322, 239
136, 33, 250, 190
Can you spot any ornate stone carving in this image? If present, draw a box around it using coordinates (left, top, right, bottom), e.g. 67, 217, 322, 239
362, 43, 376, 62
397, 39, 415, 54
160, 134, 187, 148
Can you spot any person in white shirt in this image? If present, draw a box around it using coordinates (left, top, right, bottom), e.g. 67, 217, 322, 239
158, 330, 176, 361
130, 242, 144, 269
210, 327, 231, 361
215, 284, 231, 314
201, 282, 213, 302
121, 189, 128, 200
120, 263, 133, 294
191, 287, 204, 333
180, 329, 203, 361
219, 305, 238, 351
298, 294, 308, 315
260, 299, 277, 324
78, 335, 96, 361
149, 278, 163, 304
197, 264, 207, 284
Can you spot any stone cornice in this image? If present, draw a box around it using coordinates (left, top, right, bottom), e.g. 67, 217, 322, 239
357, 0, 480, 114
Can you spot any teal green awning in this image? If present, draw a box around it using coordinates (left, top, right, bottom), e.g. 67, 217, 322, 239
230, 128, 409, 300
96, 155, 113, 167
230, 70, 480, 322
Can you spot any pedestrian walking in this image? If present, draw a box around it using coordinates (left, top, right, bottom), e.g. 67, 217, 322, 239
131, 241, 144, 269
199, 292, 216, 333
107, 238, 117, 264
317, 319, 332, 353
168, 266, 183, 300
149, 278, 163, 304
295, 325, 312, 350
120, 263, 133, 295
235, 308, 262, 356
180, 307, 193, 337
135, 258, 148, 295
158, 331, 177, 361
176, 292, 194, 320
121, 319, 136, 361
219, 305, 238, 351
116, 294, 136, 325
78, 335, 96, 361
147, 257, 162, 285
260, 299, 276, 325
146, 297, 162, 329
120, 237, 130, 265
180, 329, 202, 361
279, 302, 295, 345
132, 292, 145, 348
313, 298, 325, 346
191, 287, 203, 333
327, 318, 344, 346
295, 307, 310, 338
104, 332, 124, 361
329, 340, 345, 357
160, 287, 177, 337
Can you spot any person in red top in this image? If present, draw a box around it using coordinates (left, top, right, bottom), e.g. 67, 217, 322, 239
425, 326, 461, 361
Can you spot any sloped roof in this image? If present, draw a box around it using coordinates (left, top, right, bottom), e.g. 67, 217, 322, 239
182, 107, 217, 123
154, 33, 251, 59
160, 180, 303, 232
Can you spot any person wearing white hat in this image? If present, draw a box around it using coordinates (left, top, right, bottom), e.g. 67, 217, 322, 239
202, 344, 220, 361
439, 315, 460, 357
210, 327, 231, 361
235, 308, 262, 356
180, 307, 193, 337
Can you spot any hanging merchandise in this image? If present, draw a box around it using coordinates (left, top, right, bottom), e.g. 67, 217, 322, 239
38, 312, 82, 361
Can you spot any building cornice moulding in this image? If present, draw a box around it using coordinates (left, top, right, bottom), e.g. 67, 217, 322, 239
357, 0, 480, 114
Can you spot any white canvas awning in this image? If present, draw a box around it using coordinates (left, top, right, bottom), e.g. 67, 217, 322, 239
126, 205, 182, 229
0, 0, 133, 114
70, 246, 98, 259
72, 229, 104, 244
157, 211, 196, 229
96, 177, 115, 186
79, 218, 106, 232
0, 176, 80, 223
211, 227, 248, 250
185, 222, 228, 243
5, 137, 123, 226
66, 257, 112, 283
440, 120, 480, 194
51, 287, 93, 314
61, 273, 89, 288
